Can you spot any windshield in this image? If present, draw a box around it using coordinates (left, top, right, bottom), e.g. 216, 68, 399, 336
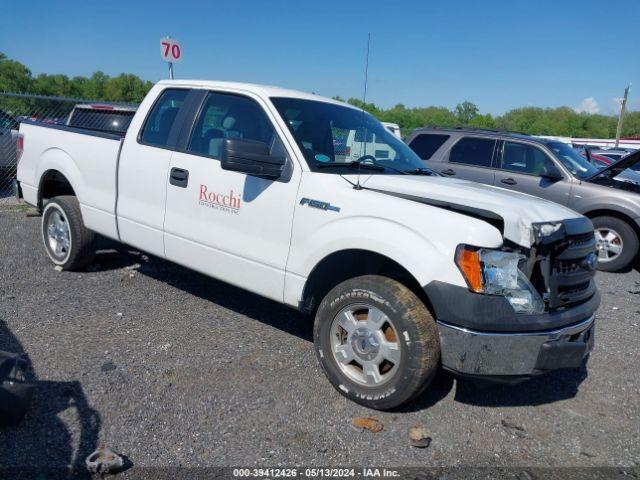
271, 97, 430, 174
547, 142, 599, 179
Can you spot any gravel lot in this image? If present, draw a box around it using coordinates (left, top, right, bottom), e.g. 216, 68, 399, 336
1, 197, 639, 476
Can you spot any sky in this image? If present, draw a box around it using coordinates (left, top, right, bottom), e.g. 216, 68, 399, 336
1, 0, 639, 115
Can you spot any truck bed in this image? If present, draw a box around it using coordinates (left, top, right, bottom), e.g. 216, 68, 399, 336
18, 121, 124, 239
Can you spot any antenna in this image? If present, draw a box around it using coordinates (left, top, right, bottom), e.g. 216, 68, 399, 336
355, 33, 371, 191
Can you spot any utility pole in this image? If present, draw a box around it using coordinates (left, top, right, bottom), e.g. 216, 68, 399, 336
615, 84, 631, 148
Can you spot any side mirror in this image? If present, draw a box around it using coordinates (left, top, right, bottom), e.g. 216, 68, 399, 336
221, 138, 286, 179
541, 163, 563, 181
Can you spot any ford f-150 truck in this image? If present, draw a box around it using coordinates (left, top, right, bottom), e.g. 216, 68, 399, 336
14, 80, 600, 409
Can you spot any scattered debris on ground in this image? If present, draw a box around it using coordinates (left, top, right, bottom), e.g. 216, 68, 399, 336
409, 422, 432, 448
352, 416, 383, 433
85, 446, 126, 475
501, 418, 527, 437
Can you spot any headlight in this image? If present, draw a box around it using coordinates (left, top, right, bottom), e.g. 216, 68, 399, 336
455, 245, 545, 315
532, 221, 563, 241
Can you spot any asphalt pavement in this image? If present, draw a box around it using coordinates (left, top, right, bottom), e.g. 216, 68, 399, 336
0, 199, 639, 476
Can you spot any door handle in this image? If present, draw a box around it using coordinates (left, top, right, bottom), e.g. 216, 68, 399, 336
440, 168, 456, 176
170, 167, 189, 188
500, 177, 517, 185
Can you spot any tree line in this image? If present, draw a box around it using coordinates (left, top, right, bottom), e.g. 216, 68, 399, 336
1, 52, 638, 137
0, 52, 153, 103
343, 97, 640, 139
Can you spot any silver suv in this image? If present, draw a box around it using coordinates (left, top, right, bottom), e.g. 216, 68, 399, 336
406, 127, 640, 272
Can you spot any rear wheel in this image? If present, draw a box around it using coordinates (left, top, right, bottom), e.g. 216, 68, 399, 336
592, 216, 638, 272
42, 195, 95, 270
314, 275, 440, 410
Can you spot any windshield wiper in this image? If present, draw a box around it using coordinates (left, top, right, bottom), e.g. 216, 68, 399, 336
403, 167, 437, 176
348, 157, 412, 175
316, 161, 385, 171
316, 158, 420, 176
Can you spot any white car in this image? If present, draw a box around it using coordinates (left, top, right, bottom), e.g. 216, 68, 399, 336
15, 80, 599, 409
344, 127, 395, 163
382, 122, 401, 138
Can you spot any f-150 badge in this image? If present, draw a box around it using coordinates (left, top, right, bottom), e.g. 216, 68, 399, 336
300, 198, 340, 212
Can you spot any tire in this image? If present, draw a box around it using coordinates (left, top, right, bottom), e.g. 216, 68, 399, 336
41, 195, 95, 270
592, 216, 638, 272
314, 275, 440, 410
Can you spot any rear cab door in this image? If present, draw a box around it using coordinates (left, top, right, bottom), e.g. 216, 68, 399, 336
493, 139, 572, 205
162, 88, 301, 302
117, 86, 195, 257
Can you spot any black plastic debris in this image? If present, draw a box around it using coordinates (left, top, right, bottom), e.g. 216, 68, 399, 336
86, 446, 125, 475
409, 423, 432, 449
0, 351, 34, 427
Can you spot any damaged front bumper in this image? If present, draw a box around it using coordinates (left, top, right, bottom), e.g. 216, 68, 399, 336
437, 314, 595, 377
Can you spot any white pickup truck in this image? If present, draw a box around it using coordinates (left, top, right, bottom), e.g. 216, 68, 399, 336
15, 80, 600, 409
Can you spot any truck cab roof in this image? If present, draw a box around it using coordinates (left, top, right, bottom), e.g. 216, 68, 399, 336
156, 79, 357, 109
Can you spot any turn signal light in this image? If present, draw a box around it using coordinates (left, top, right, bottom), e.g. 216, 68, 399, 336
455, 246, 483, 292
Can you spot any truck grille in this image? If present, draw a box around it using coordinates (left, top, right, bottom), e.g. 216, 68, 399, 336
546, 232, 597, 310
530, 225, 597, 311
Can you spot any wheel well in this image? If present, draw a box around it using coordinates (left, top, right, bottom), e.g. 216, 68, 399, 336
584, 209, 640, 238
300, 249, 432, 315
38, 170, 76, 209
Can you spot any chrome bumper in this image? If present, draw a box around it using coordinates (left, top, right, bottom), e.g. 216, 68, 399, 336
438, 315, 595, 376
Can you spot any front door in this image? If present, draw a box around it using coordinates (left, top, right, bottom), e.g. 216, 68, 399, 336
163, 90, 300, 302
493, 140, 572, 205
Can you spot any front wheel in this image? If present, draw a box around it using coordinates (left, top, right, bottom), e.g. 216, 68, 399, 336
314, 275, 440, 410
592, 216, 638, 272
42, 195, 95, 270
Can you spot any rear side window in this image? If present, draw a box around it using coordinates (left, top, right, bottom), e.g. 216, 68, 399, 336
140, 89, 188, 148
408, 134, 449, 160
449, 137, 496, 167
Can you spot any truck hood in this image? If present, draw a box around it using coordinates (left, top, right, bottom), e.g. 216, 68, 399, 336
346, 174, 583, 248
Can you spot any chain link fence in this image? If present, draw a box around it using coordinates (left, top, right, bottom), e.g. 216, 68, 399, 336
0, 92, 137, 195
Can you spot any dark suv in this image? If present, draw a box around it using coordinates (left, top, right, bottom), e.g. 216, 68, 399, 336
406, 127, 640, 272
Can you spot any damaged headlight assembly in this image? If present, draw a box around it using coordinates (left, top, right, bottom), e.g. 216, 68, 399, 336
455, 245, 545, 315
